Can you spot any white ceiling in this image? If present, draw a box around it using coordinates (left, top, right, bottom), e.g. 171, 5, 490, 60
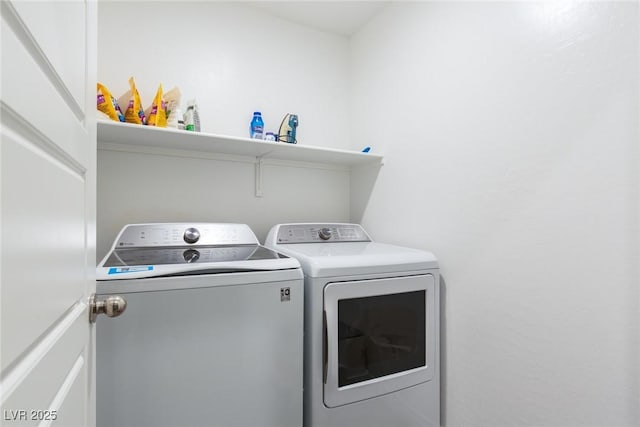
246, 1, 389, 36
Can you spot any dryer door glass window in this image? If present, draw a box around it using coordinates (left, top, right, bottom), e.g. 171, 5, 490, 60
337, 290, 426, 387
324, 275, 435, 408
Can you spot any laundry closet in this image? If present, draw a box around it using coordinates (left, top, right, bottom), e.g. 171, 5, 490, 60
95, 2, 383, 262
1, 0, 636, 425
68, 1, 640, 426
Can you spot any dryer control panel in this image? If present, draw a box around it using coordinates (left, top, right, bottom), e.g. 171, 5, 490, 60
273, 224, 371, 244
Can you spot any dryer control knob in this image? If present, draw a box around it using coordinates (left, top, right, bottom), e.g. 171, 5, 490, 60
318, 227, 333, 240
183, 227, 201, 244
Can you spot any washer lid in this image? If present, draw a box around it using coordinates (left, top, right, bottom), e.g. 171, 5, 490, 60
102, 245, 279, 267
271, 242, 438, 278
97, 223, 299, 280
96, 246, 300, 281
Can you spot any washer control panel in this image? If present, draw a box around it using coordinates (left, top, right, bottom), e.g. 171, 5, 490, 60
275, 224, 371, 244
113, 223, 259, 248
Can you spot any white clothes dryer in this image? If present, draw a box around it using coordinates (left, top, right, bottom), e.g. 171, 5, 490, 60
265, 223, 440, 427
96, 223, 303, 427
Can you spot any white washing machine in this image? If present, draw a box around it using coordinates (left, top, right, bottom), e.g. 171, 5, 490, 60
265, 223, 440, 427
96, 223, 303, 427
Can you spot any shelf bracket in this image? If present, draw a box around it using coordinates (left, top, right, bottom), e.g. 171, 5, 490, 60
255, 157, 264, 197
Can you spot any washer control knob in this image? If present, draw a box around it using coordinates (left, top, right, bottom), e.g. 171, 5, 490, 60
183, 249, 201, 263
183, 227, 201, 244
318, 227, 333, 240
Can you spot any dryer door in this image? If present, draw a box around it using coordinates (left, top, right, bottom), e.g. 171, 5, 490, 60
323, 274, 436, 408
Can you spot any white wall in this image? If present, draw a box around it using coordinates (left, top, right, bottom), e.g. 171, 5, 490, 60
350, 2, 639, 426
97, 149, 350, 261
98, 1, 350, 149
96, 2, 353, 259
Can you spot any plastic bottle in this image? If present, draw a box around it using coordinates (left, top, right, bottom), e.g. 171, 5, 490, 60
250, 112, 264, 139
193, 101, 201, 132
167, 107, 182, 129
184, 105, 195, 131
183, 100, 200, 132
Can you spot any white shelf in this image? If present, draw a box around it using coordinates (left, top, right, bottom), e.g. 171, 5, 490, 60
97, 121, 383, 168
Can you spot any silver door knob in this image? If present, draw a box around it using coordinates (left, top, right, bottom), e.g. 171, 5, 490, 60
89, 294, 127, 323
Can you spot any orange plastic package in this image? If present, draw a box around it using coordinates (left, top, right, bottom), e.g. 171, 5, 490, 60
145, 84, 167, 127
118, 77, 146, 125
97, 83, 125, 122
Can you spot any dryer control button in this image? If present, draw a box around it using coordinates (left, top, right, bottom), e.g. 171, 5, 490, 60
183, 227, 201, 244
318, 227, 333, 240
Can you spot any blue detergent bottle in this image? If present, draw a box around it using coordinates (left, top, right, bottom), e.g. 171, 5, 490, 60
250, 112, 264, 139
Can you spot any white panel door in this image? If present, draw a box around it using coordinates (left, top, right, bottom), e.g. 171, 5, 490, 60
1, 1, 96, 426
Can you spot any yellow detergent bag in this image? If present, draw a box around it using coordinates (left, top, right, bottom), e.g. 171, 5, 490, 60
145, 84, 167, 127
97, 83, 125, 122
120, 77, 145, 125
